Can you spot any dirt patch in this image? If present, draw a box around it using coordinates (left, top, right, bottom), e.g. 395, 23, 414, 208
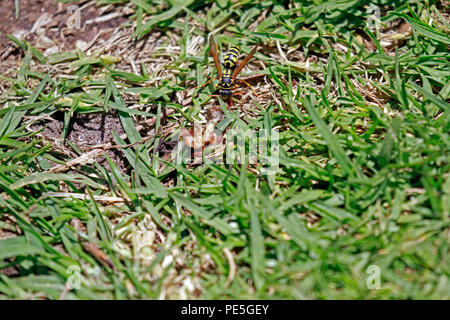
68, 113, 125, 147
0, 0, 128, 72
0, 0, 62, 53
31, 112, 128, 172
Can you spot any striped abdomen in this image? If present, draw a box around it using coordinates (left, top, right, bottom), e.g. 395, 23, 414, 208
223, 45, 241, 69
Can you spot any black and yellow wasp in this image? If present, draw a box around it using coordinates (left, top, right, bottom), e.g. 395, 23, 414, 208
197, 34, 258, 98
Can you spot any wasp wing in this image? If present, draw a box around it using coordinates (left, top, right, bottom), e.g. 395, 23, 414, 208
209, 34, 222, 79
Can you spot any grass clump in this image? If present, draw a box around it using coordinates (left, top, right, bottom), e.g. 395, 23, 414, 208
0, 0, 449, 299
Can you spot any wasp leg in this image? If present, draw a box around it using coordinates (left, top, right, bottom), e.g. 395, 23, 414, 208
227, 91, 248, 109
194, 77, 217, 90
236, 79, 258, 96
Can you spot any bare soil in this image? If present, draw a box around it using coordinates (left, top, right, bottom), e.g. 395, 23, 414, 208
31, 112, 128, 171
0, 0, 131, 172
0, 0, 126, 52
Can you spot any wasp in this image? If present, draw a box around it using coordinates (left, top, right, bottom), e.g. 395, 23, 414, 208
196, 34, 258, 103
